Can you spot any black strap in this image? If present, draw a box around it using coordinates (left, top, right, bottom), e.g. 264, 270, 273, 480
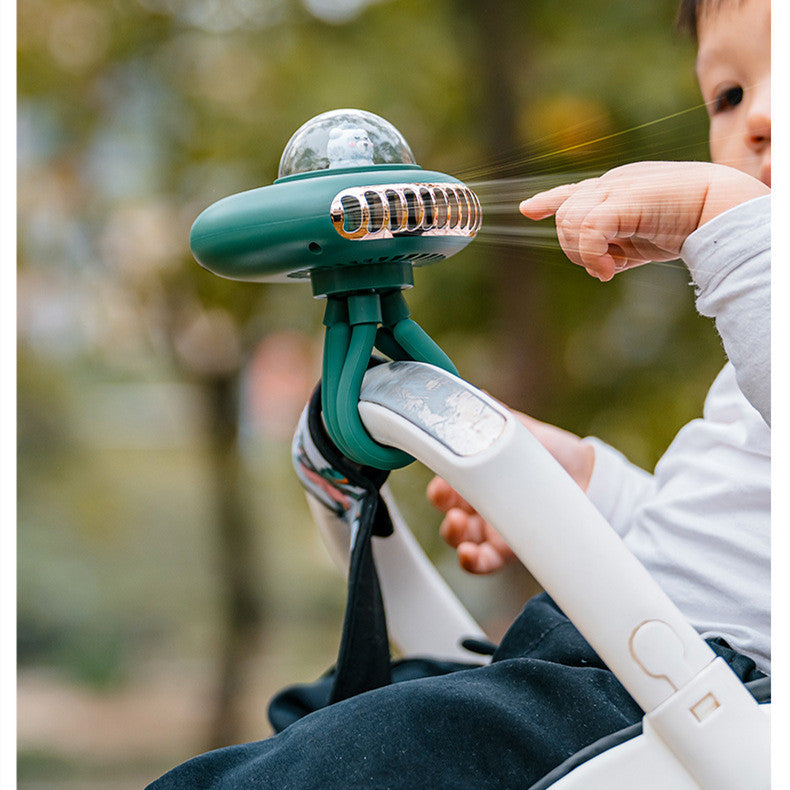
305, 379, 394, 703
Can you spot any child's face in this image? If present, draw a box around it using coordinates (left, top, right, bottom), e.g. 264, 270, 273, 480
696, 0, 771, 186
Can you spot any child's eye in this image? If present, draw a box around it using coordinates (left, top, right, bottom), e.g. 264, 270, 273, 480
713, 85, 744, 113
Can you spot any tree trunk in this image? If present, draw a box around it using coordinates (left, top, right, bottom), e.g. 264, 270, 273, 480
203, 372, 265, 749
456, 0, 554, 414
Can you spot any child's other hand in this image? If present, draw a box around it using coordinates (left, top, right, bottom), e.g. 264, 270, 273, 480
519, 161, 769, 281
427, 476, 516, 574
426, 411, 595, 574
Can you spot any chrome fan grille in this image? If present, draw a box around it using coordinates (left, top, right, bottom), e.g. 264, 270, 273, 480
330, 183, 482, 241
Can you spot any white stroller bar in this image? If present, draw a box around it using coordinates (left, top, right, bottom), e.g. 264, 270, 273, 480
311, 361, 768, 790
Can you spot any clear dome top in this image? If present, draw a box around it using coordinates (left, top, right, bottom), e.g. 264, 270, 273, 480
277, 109, 417, 179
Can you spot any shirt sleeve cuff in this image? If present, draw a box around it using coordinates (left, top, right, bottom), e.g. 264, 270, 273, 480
681, 194, 770, 299
582, 437, 655, 536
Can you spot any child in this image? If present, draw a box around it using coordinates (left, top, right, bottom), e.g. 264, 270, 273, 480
149, 1, 770, 786
429, 0, 770, 677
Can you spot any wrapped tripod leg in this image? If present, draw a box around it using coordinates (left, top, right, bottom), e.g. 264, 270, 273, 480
292, 378, 395, 704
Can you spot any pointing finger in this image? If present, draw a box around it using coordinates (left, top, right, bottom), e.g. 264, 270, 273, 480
520, 183, 577, 219
519, 182, 581, 220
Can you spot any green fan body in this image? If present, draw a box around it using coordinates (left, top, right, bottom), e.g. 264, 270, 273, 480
190, 164, 479, 296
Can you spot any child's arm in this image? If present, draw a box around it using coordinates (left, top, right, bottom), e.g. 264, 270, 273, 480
582, 438, 657, 537
519, 161, 768, 281
520, 161, 770, 422
681, 195, 770, 423
430, 162, 768, 574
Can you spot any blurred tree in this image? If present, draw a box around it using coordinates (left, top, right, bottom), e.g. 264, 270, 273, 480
453, 0, 550, 412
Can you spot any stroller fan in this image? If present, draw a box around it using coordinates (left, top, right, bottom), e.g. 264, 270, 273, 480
190, 109, 482, 468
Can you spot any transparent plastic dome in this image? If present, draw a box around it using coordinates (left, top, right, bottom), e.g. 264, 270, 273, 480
277, 109, 417, 179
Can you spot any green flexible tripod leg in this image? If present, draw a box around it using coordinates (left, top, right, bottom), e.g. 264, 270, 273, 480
321, 300, 351, 455
321, 290, 457, 470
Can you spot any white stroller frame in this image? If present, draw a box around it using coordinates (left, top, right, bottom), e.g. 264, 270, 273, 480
304, 361, 770, 790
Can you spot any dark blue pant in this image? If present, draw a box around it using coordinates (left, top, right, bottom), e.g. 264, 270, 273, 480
148, 593, 763, 789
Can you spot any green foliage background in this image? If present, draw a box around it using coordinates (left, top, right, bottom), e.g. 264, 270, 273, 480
17, 0, 724, 785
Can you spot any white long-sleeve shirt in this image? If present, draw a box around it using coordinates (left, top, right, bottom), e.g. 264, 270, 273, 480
584, 195, 771, 674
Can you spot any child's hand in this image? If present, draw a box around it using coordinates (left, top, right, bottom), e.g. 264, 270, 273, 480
519, 161, 769, 281
427, 477, 516, 574
427, 411, 595, 574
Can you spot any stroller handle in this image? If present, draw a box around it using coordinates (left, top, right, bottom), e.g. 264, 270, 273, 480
356, 361, 769, 790
358, 360, 711, 711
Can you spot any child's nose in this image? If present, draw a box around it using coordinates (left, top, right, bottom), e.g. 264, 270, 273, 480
746, 87, 771, 153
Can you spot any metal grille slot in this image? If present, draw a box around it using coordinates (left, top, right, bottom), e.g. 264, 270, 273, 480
339, 195, 368, 239
470, 190, 481, 230
456, 187, 469, 229
432, 187, 448, 228
364, 190, 385, 233
447, 189, 459, 229
331, 182, 481, 241
403, 188, 423, 231
419, 187, 435, 228
385, 189, 407, 233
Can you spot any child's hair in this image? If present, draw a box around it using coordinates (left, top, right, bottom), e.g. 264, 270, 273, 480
677, 0, 705, 38
676, 0, 742, 39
